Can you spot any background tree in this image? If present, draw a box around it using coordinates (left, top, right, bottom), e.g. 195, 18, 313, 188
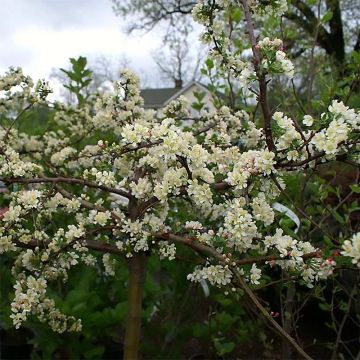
152, 29, 204, 87
111, 0, 360, 63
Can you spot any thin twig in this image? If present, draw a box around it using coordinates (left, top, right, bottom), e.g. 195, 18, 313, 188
232, 270, 314, 360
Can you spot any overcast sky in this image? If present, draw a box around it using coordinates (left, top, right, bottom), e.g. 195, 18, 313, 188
0, 0, 166, 89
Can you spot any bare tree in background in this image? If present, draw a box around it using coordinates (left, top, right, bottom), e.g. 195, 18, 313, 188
152, 28, 205, 88
111, 0, 195, 34
111, 0, 360, 68
112, 0, 205, 88
92, 55, 132, 87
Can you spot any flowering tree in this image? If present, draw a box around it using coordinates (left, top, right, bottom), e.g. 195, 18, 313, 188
0, 1, 359, 359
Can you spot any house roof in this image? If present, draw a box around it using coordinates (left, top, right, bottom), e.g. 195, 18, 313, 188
140, 81, 210, 109
140, 87, 180, 109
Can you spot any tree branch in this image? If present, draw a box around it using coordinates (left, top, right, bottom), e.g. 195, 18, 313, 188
2, 176, 132, 199
238, 0, 275, 152
232, 270, 314, 360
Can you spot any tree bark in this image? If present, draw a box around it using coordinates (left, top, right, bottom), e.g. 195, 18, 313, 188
281, 282, 296, 360
124, 253, 147, 360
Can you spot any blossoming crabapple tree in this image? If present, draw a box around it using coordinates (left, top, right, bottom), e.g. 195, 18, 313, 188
0, 1, 359, 359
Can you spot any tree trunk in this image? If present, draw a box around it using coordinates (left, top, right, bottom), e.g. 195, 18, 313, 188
124, 253, 147, 360
282, 282, 296, 360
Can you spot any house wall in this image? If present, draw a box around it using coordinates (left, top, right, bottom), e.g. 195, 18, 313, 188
182, 84, 216, 115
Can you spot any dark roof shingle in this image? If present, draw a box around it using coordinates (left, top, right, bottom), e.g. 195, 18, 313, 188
140, 88, 181, 108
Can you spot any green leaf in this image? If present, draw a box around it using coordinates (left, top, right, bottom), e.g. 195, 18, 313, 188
194, 91, 206, 102
205, 58, 214, 69
318, 302, 330, 311
323, 236, 333, 247
214, 338, 235, 355
331, 209, 345, 224
192, 102, 203, 111
350, 184, 360, 194
82, 78, 93, 87
216, 311, 237, 327
232, 8, 242, 23
321, 10, 333, 23
192, 323, 208, 338
83, 345, 105, 359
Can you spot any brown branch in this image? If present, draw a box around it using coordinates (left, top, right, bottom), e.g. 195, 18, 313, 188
236, 251, 320, 266
14, 237, 123, 256
232, 270, 314, 360
2, 176, 132, 199
177, 155, 193, 180
156, 232, 320, 266
2, 103, 33, 141
53, 182, 126, 222
255, 276, 298, 291
238, 0, 275, 152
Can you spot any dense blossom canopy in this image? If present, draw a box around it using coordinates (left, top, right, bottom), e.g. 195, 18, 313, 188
0, 0, 359, 336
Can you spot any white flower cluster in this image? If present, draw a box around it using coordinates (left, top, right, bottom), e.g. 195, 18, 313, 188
50, 146, 77, 166
0, 67, 33, 92
303, 115, 314, 127
329, 100, 360, 130
188, 179, 213, 207
195, 107, 262, 150
191, 3, 208, 26
130, 177, 153, 199
192, 1, 253, 79
300, 257, 337, 288
187, 265, 232, 286
65, 224, 85, 242
185, 221, 203, 230
0, 146, 42, 178
0, 233, 16, 253
311, 100, 359, 157
88, 210, 112, 226
312, 118, 349, 156
257, 37, 283, 49
251, 194, 275, 226
121, 123, 149, 144
274, 50, 294, 78
92, 69, 145, 134
341, 233, 360, 267
11, 276, 47, 328
83, 168, 117, 187
258, 37, 294, 78
1, 205, 22, 224
238, 65, 256, 88
221, 198, 258, 252
103, 253, 116, 276
153, 168, 188, 202
273, 112, 301, 150
163, 95, 190, 118
226, 149, 275, 189
17, 190, 42, 209
249, 0, 288, 16
249, 263, 261, 285
264, 229, 301, 257
193, 0, 292, 85
10, 275, 81, 332
158, 241, 176, 260
261, 229, 333, 287
45, 192, 81, 213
